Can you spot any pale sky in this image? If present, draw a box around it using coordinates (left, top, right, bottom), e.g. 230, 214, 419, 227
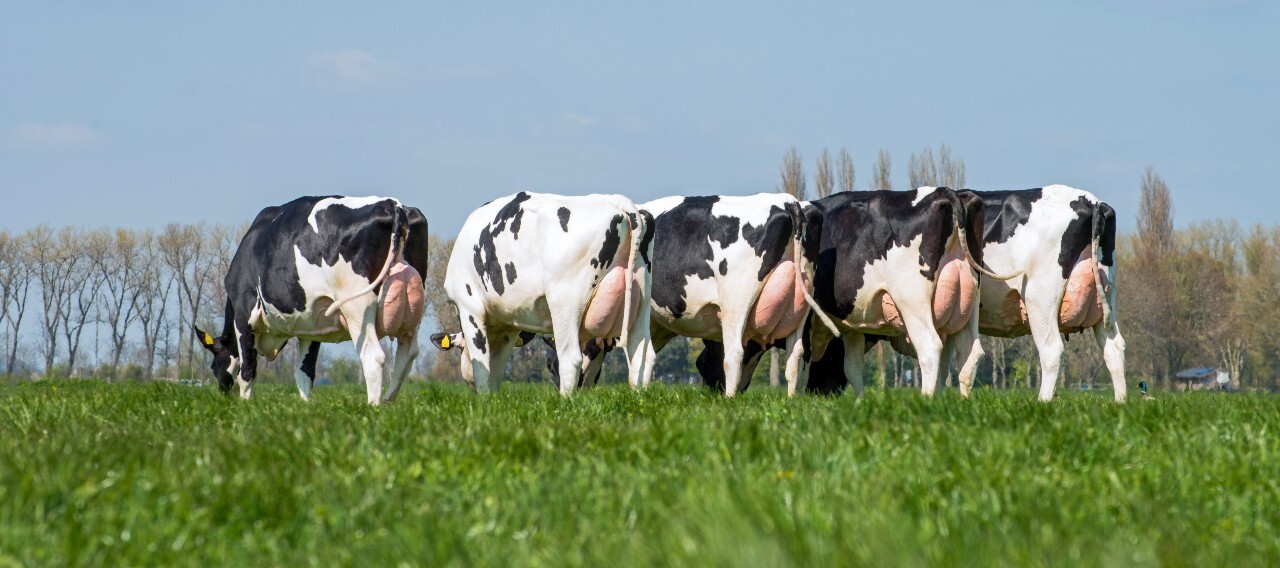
3, 1, 1277, 237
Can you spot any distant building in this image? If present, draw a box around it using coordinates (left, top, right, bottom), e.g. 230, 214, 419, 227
1173, 367, 1233, 392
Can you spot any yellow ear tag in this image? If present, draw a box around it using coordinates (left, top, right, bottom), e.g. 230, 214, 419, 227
440, 335, 451, 349
515, 336, 526, 347
203, 333, 215, 346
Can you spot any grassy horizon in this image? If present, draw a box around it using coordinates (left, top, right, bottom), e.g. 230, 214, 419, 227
0, 380, 1276, 566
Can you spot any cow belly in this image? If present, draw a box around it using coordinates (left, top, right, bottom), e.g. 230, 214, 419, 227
582, 265, 640, 338
746, 260, 808, 343
377, 262, 425, 338
932, 257, 977, 336
1059, 256, 1103, 331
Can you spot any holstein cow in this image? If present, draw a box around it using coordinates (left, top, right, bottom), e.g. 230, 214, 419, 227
642, 194, 820, 396
512, 194, 821, 395
193, 196, 429, 405
960, 185, 1125, 401
801, 185, 1126, 402
795, 187, 1016, 397
430, 192, 654, 395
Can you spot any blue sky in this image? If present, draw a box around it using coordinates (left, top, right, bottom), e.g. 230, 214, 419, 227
2, 1, 1276, 237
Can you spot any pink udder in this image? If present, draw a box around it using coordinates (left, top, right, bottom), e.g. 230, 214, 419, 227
747, 260, 809, 343
932, 257, 977, 335
1059, 256, 1103, 330
582, 265, 641, 338
377, 262, 425, 338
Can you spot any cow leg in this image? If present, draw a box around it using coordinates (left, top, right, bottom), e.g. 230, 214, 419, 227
383, 334, 419, 403
1093, 320, 1128, 403
795, 315, 835, 396
720, 319, 749, 397
295, 339, 320, 401
783, 323, 806, 397
233, 320, 257, 399
549, 305, 587, 396
1024, 280, 1067, 401
339, 298, 387, 405
623, 291, 654, 391
485, 332, 516, 391
841, 332, 867, 396
900, 307, 944, 397
950, 316, 984, 398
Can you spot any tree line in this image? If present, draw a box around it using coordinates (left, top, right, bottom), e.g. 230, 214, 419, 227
2, 150, 1276, 391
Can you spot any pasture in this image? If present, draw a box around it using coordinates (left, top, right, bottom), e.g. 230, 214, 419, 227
0, 381, 1277, 566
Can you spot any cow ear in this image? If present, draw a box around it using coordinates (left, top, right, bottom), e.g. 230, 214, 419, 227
430, 332, 457, 351
192, 324, 220, 353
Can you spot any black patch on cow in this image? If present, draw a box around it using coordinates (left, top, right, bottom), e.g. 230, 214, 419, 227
719, 259, 728, 275
650, 197, 794, 319
637, 209, 655, 267
468, 315, 487, 354
504, 262, 518, 285
695, 339, 781, 394
558, 207, 571, 232
740, 205, 793, 280
472, 192, 533, 296
1058, 196, 1096, 279
808, 189, 958, 320
591, 214, 625, 269
403, 206, 430, 282
465, 284, 472, 296
978, 188, 1043, 245
299, 340, 321, 382
1095, 202, 1117, 267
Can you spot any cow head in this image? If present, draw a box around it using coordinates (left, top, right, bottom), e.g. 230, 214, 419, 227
192, 324, 238, 393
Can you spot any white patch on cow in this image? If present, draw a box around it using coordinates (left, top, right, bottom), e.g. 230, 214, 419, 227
307, 196, 396, 232
843, 234, 930, 333
912, 186, 938, 207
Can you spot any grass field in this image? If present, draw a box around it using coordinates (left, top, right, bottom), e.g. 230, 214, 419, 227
1, 381, 1277, 567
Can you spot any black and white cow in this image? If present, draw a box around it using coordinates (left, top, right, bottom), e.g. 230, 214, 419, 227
795, 187, 1013, 397
956, 185, 1126, 401
193, 196, 429, 405
430, 192, 654, 395
641, 194, 819, 395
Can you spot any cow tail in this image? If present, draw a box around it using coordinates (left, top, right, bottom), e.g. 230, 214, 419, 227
1092, 200, 1114, 328
620, 206, 645, 348
789, 199, 841, 336
948, 190, 1022, 281
325, 202, 406, 317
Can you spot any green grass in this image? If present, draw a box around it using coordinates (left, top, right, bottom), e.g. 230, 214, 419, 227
1, 381, 1277, 567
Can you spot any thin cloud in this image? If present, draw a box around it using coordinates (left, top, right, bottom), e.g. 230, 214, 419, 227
562, 111, 599, 127
4, 122, 101, 150
310, 49, 403, 86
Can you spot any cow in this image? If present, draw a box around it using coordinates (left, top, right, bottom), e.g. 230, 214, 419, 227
793, 186, 1016, 397
429, 192, 654, 395
957, 185, 1126, 401
192, 196, 429, 405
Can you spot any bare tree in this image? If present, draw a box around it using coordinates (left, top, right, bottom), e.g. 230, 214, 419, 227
837, 148, 855, 193
0, 231, 33, 379
159, 223, 205, 375
814, 148, 834, 199
59, 228, 109, 377
98, 228, 145, 380
1129, 166, 1179, 387
871, 149, 892, 191
426, 235, 460, 381
778, 146, 806, 200
938, 144, 966, 190
27, 226, 78, 376
907, 147, 937, 190
134, 231, 174, 380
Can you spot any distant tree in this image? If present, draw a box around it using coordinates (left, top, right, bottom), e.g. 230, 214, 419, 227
134, 231, 174, 380
426, 235, 460, 381
98, 228, 144, 380
27, 226, 78, 377
908, 144, 965, 190
871, 149, 892, 191
1128, 166, 1180, 387
778, 146, 806, 200
60, 229, 109, 377
814, 148, 834, 199
837, 148, 855, 193
0, 231, 33, 379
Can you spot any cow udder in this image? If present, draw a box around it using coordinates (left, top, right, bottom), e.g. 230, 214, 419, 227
1059, 254, 1104, 331
746, 259, 808, 343
932, 256, 977, 336
376, 262, 425, 339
